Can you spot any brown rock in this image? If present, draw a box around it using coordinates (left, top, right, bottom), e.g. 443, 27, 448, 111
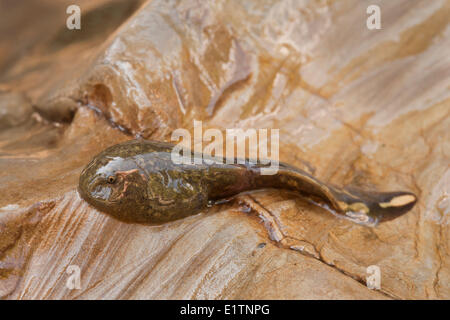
0, 0, 448, 299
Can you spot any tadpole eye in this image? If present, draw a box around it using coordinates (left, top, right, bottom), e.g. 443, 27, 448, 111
107, 175, 116, 184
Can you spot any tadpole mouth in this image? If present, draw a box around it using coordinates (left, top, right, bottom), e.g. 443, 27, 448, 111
79, 172, 109, 203
78, 180, 120, 212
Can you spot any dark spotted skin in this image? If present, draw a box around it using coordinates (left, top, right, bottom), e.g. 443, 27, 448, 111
78, 139, 417, 225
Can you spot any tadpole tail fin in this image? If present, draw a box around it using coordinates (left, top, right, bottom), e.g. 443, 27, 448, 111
247, 161, 417, 226
365, 190, 417, 222
330, 186, 417, 224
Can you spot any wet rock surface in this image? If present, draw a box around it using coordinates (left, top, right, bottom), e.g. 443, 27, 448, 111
0, 0, 448, 299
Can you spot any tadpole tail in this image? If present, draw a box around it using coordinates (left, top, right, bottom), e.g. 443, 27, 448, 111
329, 186, 417, 224
248, 162, 417, 226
